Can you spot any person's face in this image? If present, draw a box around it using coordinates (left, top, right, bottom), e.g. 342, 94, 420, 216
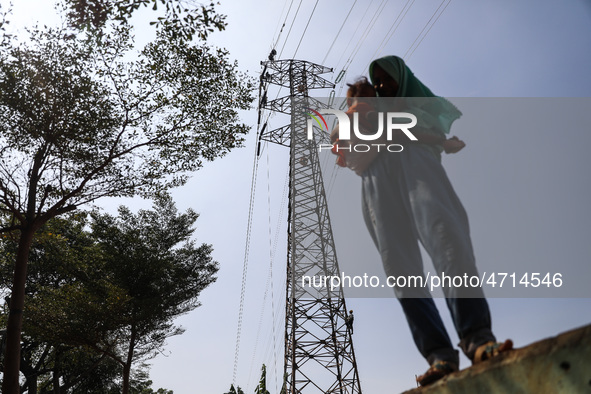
372, 64, 399, 97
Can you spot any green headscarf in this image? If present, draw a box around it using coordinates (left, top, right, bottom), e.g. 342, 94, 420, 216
369, 55, 461, 136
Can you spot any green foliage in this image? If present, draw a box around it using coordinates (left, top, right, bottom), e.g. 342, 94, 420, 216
39, 348, 122, 393
0, 0, 252, 390
0, 195, 214, 390
0, 20, 254, 223
255, 364, 270, 394
87, 194, 219, 360
62, 0, 226, 41
224, 384, 245, 394
128, 368, 174, 393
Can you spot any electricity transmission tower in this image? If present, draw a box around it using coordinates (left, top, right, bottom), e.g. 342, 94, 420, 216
258, 57, 362, 393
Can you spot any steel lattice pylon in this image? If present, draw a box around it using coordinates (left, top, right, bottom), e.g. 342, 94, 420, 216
259, 59, 362, 393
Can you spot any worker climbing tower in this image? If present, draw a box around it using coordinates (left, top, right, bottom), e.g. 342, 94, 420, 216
257, 56, 362, 393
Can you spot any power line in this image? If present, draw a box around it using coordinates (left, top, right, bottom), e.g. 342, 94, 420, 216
321, 0, 359, 65
332, 0, 376, 74
405, 0, 453, 60
271, 0, 295, 51
265, 148, 280, 394
343, 0, 389, 72
402, 0, 444, 59
278, 0, 305, 58
233, 132, 263, 385
333, 0, 389, 96
361, 0, 416, 74
293, 0, 321, 58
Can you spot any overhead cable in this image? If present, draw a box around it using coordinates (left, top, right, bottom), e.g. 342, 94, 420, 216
405, 0, 453, 60
293, 0, 321, 59
321, 0, 359, 65
279, 0, 305, 58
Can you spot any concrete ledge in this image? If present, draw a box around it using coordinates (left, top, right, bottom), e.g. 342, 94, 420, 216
403, 324, 591, 394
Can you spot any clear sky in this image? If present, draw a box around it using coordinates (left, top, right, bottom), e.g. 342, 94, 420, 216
6, 0, 591, 393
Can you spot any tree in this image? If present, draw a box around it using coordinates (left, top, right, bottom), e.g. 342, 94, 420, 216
1, 197, 215, 392
255, 364, 270, 394
0, 8, 253, 390
223, 384, 244, 394
0, 213, 125, 392
86, 195, 218, 393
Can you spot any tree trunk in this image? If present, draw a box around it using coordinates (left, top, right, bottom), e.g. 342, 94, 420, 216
2, 226, 36, 394
21, 363, 38, 394
122, 362, 131, 394
53, 347, 61, 394
20, 360, 38, 394
121, 328, 136, 394
27, 374, 38, 394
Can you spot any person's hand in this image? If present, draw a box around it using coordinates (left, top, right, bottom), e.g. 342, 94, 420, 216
443, 136, 466, 154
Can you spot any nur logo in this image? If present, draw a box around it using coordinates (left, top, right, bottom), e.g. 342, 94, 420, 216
305, 108, 419, 153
